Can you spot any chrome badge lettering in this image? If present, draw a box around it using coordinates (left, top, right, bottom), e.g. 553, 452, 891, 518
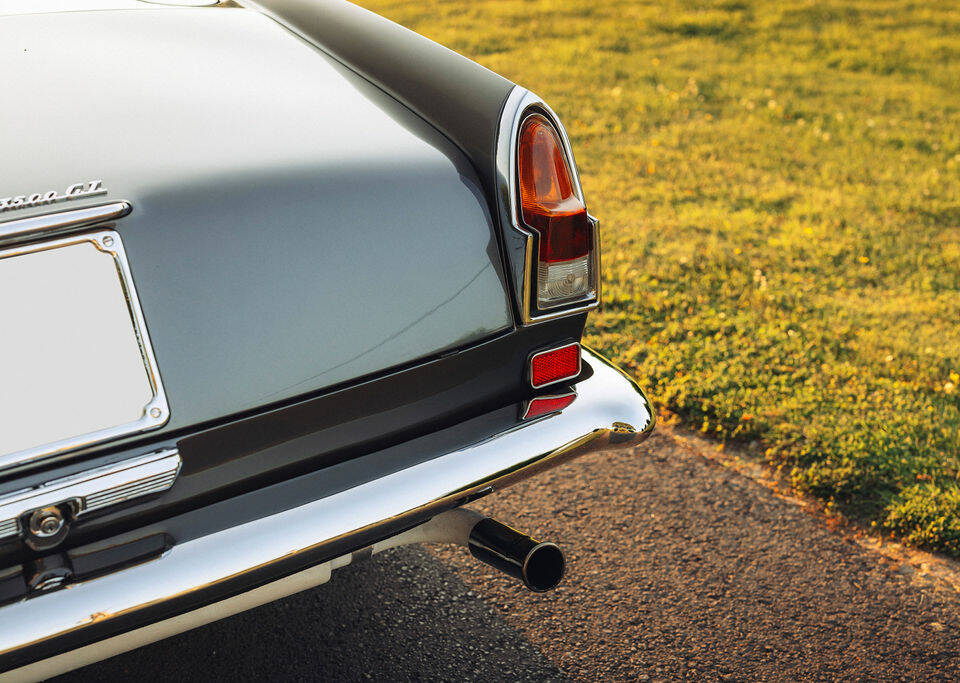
0, 180, 107, 214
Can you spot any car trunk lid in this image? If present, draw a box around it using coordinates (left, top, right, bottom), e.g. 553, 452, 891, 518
0, 6, 514, 464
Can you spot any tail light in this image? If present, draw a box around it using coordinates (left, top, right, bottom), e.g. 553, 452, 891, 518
517, 114, 596, 310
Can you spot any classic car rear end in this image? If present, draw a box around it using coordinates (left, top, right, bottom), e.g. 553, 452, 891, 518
0, 0, 653, 677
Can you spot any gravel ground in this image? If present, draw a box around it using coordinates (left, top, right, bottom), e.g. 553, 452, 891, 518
59, 429, 960, 681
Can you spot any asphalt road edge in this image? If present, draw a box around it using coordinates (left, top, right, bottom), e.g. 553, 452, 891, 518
656, 417, 960, 599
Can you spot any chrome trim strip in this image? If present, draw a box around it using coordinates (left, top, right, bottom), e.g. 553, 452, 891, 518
0, 348, 654, 662
528, 342, 583, 389
0, 230, 171, 473
0, 450, 181, 542
0, 202, 131, 247
495, 87, 601, 325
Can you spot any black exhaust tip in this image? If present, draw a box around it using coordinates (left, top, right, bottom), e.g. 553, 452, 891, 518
467, 517, 565, 592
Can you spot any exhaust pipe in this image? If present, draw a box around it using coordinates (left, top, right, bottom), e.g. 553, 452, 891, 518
467, 517, 565, 592
360, 508, 566, 592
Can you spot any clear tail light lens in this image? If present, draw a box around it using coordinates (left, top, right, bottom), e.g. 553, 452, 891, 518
518, 114, 595, 309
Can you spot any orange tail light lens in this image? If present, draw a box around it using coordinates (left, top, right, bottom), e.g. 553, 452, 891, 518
518, 115, 593, 262
517, 114, 595, 308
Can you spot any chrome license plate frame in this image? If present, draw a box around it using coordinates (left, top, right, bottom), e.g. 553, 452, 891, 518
0, 230, 169, 472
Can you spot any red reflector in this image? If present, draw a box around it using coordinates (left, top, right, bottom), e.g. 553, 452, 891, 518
522, 392, 576, 420
529, 343, 581, 388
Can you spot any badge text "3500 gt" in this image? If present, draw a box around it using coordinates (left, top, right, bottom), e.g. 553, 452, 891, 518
0, 181, 107, 214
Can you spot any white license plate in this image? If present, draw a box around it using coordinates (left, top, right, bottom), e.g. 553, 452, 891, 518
0, 230, 168, 471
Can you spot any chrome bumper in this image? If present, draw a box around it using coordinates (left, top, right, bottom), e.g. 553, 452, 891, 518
0, 347, 653, 669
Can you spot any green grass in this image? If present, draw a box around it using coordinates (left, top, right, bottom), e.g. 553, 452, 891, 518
359, 0, 960, 555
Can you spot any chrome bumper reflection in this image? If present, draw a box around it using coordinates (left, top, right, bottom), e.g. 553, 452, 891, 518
0, 347, 654, 666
